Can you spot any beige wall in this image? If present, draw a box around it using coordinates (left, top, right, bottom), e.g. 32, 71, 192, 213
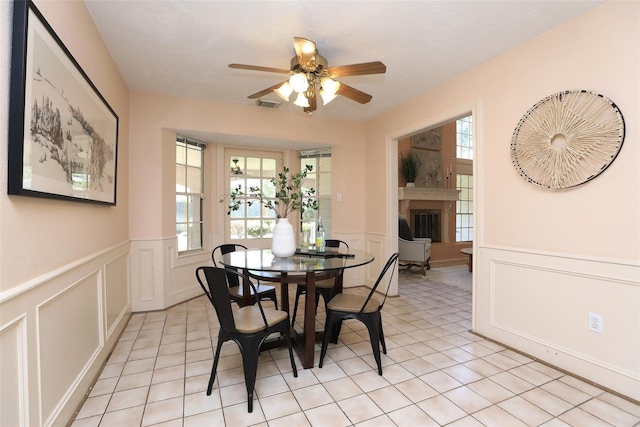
368, 1, 639, 399
1, 2, 638, 425
0, 1, 131, 425
127, 91, 375, 310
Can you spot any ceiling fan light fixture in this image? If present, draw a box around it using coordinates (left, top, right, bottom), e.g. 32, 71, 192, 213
322, 77, 340, 93
289, 72, 309, 93
274, 82, 293, 101
230, 37, 386, 113
320, 89, 338, 105
300, 39, 316, 55
293, 92, 310, 108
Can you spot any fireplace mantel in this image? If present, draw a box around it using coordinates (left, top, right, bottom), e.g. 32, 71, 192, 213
398, 187, 460, 243
398, 187, 460, 201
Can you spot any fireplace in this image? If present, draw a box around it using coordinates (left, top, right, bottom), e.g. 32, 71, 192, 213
411, 209, 441, 242
398, 187, 460, 243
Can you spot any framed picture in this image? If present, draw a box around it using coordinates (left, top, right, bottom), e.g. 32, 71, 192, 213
8, 0, 119, 205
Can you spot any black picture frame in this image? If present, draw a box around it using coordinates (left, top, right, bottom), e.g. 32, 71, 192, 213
8, 0, 119, 205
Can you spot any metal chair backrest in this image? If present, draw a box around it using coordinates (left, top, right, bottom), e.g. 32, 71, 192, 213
358, 253, 399, 314
211, 244, 248, 287
196, 266, 236, 332
195, 266, 268, 333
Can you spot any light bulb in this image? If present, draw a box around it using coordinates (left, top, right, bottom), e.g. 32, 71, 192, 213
300, 40, 316, 55
274, 82, 293, 101
289, 72, 309, 93
321, 77, 340, 95
293, 92, 310, 107
321, 90, 338, 105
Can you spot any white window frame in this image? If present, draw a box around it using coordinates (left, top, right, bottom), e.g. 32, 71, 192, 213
299, 148, 332, 241
176, 137, 205, 253
224, 150, 284, 248
456, 115, 474, 160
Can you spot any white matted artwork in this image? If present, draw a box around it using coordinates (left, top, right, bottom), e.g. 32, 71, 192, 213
8, 1, 119, 205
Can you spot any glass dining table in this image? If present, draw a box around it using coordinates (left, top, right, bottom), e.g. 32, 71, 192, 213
220, 248, 375, 369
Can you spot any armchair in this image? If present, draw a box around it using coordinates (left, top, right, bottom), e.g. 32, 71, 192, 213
398, 218, 431, 275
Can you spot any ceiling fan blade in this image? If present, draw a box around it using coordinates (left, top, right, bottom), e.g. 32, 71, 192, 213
247, 81, 287, 99
304, 93, 317, 113
229, 63, 290, 74
327, 61, 387, 77
337, 83, 373, 104
293, 37, 317, 69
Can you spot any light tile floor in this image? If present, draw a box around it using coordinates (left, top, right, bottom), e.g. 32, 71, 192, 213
72, 267, 640, 426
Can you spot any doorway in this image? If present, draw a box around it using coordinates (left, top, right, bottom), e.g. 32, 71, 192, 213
388, 101, 479, 308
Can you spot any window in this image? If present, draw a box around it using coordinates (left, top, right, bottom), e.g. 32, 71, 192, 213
300, 149, 331, 241
226, 154, 281, 241
222, 150, 330, 243
176, 137, 205, 252
456, 174, 473, 242
456, 115, 473, 160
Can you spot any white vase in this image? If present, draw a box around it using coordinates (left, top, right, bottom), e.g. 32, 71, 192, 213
271, 217, 296, 257
406, 182, 415, 187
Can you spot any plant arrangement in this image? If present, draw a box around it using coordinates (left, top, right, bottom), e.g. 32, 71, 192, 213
400, 150, 421, 184
221, 164, 318, 219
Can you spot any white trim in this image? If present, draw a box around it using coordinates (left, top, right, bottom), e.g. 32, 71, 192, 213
0, 241, 129, 304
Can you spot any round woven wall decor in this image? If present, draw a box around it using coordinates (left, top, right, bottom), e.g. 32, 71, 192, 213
511, 90, 625, 189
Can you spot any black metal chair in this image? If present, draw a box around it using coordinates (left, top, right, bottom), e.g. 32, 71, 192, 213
291, 239, 349, 326
318, 253, 399, 375
212, 244, 278, 309
195, 266, 297, 413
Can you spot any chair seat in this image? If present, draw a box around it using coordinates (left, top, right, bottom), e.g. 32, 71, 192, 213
327, 293, 381, 314
234, 306, 288, 333
311, 278, 335, 289
229, 284, 276, 298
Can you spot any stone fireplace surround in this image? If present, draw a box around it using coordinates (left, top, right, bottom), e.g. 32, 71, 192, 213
398, 187, 460, 242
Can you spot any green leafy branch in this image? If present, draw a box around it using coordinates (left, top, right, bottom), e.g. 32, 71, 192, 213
220, 164, 318, 218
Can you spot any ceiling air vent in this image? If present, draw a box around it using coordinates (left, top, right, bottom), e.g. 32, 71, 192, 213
256, 99, 281, 109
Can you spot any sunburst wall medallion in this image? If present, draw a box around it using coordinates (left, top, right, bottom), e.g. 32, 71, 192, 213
511, 90, 625, 189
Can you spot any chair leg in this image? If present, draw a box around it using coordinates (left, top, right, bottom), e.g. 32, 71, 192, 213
379, 321, 387, 354
363, 314, 383, 375
330, 319, 343, 344
291, 286, 304, 326
283, 326, 298, 378
238, 337, 261, 413
208, 336, 225, 395
319, 312, 339, 368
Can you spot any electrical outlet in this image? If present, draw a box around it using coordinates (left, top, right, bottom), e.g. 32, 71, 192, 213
588, 313, 603, 333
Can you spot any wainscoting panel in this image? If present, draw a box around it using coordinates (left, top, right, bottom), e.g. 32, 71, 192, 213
476, 246, 640, 400
38, 272, 102, 425
0, 315, 29, 427
0, 242, 130, 426
137, 248, 156, 302
365, 233, 391, 293
167, 242, 209, 308
104, 253, 130, 340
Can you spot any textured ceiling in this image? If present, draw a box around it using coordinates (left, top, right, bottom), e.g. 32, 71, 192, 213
85, 0, 602, 126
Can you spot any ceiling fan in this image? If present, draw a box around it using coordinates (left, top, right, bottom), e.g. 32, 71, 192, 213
229, 37, 386, 113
